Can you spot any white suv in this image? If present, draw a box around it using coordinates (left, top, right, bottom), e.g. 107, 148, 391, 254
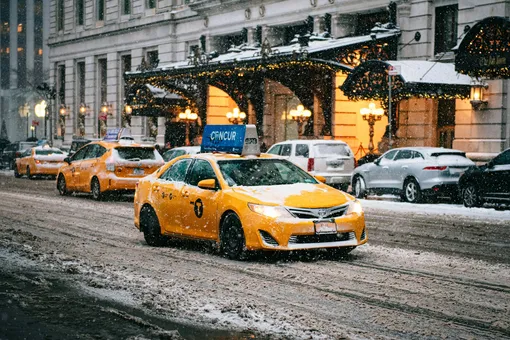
266, 140, 355, 190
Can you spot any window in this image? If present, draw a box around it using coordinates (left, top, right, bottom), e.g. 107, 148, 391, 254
382, 149, 398, 160
76, 0, 84, 25
116, 147, 156, 160
85, 144, 101, 159
355, 11, 388, 36
147, 0, 156, 9
122, 0, 131, 15
280, 144, 291, 156
412, 151, 424, 159
437, 99, 456, 149
58, 65, 66, 103
147, 50, 159, 68
434, 5, 458, 55
295, 144, 309, 157
98, 58, 107, 103
71, 145, 89, 161
161, 159, 192, 182
57, 0, 64, 31
97, 0, 105, 21
267, 145, 281, 155
394, 150, 413, 161
187, 160, 217, 187
492, 150, 510, 166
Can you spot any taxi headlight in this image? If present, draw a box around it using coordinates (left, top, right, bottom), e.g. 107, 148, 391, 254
346, 200, 363, 216
248, 203, 293, 219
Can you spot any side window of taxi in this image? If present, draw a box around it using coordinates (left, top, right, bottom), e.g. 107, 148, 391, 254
22, 149, 31, 157
160, 159, 192, 182
187, 160, 217, 187
71, 145, 89, 162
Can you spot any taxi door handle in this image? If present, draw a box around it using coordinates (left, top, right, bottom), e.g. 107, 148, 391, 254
182, 191, 189, 198
401, 165, 408, 169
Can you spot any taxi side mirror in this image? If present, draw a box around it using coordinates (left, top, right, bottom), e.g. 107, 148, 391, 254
64, 157, 71, 164
315, 175, 327, 183
198, 178, 217, 190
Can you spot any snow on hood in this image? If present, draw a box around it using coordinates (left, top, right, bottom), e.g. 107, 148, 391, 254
232, 183, 351, 208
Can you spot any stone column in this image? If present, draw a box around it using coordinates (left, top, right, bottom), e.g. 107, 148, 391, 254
130, 49, 144, 142
332, 14, 356, 38
84, 56, 96, 138
64, 59, 75, 143
106, 52, 118, 129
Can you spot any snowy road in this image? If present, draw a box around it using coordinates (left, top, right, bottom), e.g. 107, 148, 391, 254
0, 173, 509, 339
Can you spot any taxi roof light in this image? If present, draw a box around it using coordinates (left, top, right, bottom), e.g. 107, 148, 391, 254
201, 124, 260, 156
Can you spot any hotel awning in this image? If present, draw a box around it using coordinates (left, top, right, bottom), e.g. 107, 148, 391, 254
340, 60, 472, 103
126, 84, 189, 117
455, 16, 510, 79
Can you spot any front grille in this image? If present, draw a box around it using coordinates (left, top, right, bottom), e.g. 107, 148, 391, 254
288, 232, 355, 244
286, 203, 348, 219
259, 230, 279, 246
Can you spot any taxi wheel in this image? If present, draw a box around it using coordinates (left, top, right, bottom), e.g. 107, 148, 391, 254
141, 208, 167, 247
14, 165, 21, 178
91, 177, 102, 201
57, 175, 69, 196
26, 166, 34, 180
220, 213, 246, 260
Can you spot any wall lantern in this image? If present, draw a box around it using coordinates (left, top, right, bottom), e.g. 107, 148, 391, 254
470, 80, 488, 110
59, 104, 70, 116
79, 103, 90, 116
226, 107, 246, 124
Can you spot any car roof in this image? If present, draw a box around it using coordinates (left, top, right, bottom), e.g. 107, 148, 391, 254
91, 140, 155, 148
178, 152, 280, 162
390, 147, 466, 154
170, 146, 201, 152
271, 140, 348, 145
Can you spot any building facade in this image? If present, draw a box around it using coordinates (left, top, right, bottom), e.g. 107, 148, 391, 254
45, 0, 509, 159
0, 0, 49, 143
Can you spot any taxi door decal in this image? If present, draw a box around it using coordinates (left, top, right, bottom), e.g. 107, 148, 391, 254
193, 198, 204, 218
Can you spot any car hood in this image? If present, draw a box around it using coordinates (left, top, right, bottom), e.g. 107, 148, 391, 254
231, 183, 352, 208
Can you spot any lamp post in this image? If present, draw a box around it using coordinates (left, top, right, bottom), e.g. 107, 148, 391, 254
226, 107, 246, 125
289, 104, 312, 137
30, 125, 35, 138
178, 108, 198, 146
34, 100, 47, 139
18, 103, 30, 139
360, 102, 384, 154
78, 103, 90, 136
123, 104, 132, 127
59, 104, 70, 139
36, 83, 56, 146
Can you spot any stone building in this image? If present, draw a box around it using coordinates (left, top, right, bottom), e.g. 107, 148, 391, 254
43, 0, 508, 159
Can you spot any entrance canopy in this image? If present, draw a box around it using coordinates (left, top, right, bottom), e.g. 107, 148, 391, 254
340, 60, 472, 102
126, 84, 188, 117
455, 16, 510, 79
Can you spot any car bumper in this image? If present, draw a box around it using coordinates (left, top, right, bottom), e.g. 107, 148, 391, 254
312, 172, 351, 184
242, 210, 367, 251
101, 174, 144, 191
422, 183, 460, 197
33, 164, 65, 175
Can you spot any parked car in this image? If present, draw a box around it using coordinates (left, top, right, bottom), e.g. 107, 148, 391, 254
162, 146, 201, 162
351, 147, 475, 203
68, 137, 100, 156
266, 140, 355, 191
14, 146, 67, 179
57, 140, 165, 200
458, 148, 510, 208
1, 141, 38, 170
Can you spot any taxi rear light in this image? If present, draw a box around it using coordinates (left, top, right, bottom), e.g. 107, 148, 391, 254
35, 159, 41, 164
423, 166, 447, 171
307, 158, 315, 171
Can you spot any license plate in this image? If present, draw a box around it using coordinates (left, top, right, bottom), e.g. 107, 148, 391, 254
449, 168, 465, 175
133, 168, 145, 175
314, 221, 337, 234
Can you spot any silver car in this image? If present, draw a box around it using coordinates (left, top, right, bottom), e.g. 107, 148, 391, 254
351, 147, 475, 203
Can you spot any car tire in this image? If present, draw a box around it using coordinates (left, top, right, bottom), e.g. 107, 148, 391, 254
10, 160, 15, 170
220, 213, 247, 260
353, 176, 367, 199
91, 177, 102, 201
403, 178, 422, 203
462, 184, 481, 208
57, 175, 69, 196
141, 207, 167, 247
14, 165, 21, 178
26, 166, 33, 180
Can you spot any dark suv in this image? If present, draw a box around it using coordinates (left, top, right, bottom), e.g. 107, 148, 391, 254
459, 148, 510, 208
1, 141, 38, 169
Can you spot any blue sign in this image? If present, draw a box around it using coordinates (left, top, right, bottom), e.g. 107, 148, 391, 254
104, 128, 121, 141
201, 125, 247, 154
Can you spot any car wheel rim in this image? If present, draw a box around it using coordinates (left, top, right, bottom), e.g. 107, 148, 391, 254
92, 180, 99, 198
355, 179, 362, 197
406, 182, 416, 201
464, 186, 476, 206
58, 177, 65, 193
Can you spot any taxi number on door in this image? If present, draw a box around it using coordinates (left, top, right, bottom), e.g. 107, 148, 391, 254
133, 168, 145, 175
314, 221, 337, 234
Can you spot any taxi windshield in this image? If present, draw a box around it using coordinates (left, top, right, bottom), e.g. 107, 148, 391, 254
116, 147, 156, 161
218, 159, 318, 187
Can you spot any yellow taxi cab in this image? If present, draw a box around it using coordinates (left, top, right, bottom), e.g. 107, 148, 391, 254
134, 125, 367, 259
56, 132, 164, 200
15, 145, 67, 179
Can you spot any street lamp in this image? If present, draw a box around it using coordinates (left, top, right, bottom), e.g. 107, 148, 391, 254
289, 104, 312, 137
360, 102, 384, 154
34, 100, 47, 140
123, 104, 133, 127
59, 104, 70, 139
30, 125, 35, 138
78, 103, 90, 136
178, 108, 198, 146
226, 108, 246, 124
99, 102, 113, 137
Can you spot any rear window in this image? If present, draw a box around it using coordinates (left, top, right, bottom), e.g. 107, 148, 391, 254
314, 143, 351, 157
35, 149, 63, 155
116, 147, 156, 160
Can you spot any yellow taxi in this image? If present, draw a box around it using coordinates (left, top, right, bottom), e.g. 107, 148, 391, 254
15, 146, 67, 179
56, 138, 164, 200
134, 125, 367, 259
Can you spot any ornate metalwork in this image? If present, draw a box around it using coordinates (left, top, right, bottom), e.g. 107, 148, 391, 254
335, 43, 391, 68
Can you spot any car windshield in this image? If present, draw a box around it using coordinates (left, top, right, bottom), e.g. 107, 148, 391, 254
116, 147, 156, 160
35, 149, 63, 155
314, 143, 351, 156
217, 159, 318, 187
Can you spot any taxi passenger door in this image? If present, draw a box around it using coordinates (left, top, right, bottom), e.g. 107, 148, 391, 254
17, 149, 32, 173
77, 144, 101, 190
180, 159, 220, 240
66, 145, 89, 189
152, 159, 192, 236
